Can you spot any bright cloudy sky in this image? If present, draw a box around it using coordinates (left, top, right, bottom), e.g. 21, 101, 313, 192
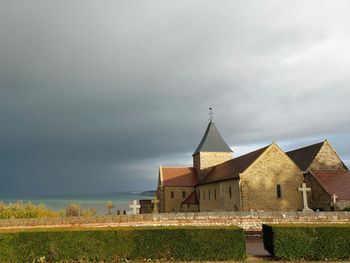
0, 1, 349, 197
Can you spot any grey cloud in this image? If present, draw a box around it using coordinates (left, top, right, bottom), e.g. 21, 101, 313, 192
0, 0, 350, 196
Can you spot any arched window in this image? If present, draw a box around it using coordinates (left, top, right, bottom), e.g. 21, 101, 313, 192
182, 191, 186, 198
229, 186, 232, 199
171, 191, 174, 198
276, 184, 282, 198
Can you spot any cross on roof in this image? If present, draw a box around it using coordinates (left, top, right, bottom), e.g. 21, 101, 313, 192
209, 107, 213, 122
129, 200, 141, 215
298, 183, 312, 212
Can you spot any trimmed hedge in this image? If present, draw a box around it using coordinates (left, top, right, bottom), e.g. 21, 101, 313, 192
0, 226, 246, 262
263, 224, 350, 260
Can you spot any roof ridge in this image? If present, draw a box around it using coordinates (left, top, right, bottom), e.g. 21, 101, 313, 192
286, 141, 325, 171
161, 166, 194, 169
286, 141, 324, 153
199, 144, 269, 185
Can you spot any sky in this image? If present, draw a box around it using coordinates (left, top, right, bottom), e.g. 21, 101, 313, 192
1, 1, 350, 197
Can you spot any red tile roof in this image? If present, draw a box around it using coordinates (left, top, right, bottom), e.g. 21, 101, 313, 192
311, 171, 350, 200
182, 191, 199, 205
161, 167, 198, 187
200, 145, 269, 185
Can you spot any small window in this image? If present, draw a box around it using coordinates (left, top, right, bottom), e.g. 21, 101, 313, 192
182, 191, 186, 198
203, 191, 205, 200
208, 189, 211, 200
187, 204, 190, 208
171, 191, 174, 198
198, 190, 200, 200
229, 187, 232, 199
277, 185, 282, 198
214, 189, 217, 200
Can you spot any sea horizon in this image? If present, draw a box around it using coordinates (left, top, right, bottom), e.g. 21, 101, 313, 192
0, 191, 155, 215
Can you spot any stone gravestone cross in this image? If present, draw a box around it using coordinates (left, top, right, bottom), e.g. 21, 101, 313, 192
129, 200, 141, 215
152, 197, 159, 213
331, 193, 338, 205
298, 183, 312, 212
331, 193, 338, 211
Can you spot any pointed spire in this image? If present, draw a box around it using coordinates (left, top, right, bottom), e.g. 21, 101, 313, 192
193, 120, 233, 155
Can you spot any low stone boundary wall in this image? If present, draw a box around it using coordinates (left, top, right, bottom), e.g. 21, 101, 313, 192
0, 211, 349, 232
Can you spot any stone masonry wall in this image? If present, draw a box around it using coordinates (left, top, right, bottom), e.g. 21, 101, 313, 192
193, 152, 233, 181
310, 141, 347, 171
198, 180, 240, 211
306, 173, 332, 211
163, 186, 195, 213
338, 201, 350, 210
0, 211, 349, 232
240, 144, 303, 211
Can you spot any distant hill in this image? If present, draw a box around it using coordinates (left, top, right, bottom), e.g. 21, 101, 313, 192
139, 191, 156, 197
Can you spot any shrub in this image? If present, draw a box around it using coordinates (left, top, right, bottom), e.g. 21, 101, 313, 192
65, 203, 81, 217
0, 201, 59, 219
263, 224, 350, 260
0, 226, 246, 262
81, 208, 97, 217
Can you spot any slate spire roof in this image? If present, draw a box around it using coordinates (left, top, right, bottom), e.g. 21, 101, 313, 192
193, 121, 233, 155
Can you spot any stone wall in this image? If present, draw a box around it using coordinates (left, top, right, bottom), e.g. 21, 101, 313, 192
181, 203, 199, 212
0, 211, 349, 232
338, 201, 350, 210
240, 144, 303, 211
197, 180, 240, 211
306, 173, 332, 211
310, 141, 347, 171
193, 152, 233, 181
162, 186, 195, 213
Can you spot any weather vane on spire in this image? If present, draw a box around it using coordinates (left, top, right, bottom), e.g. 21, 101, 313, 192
209, 107, 213, 122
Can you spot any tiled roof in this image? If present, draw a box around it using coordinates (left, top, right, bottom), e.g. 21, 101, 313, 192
200, 145, 269, 185
193, 121, 232, 155
182, 191, 199, 205
311, 171, 350, 200
161, 167, 198, 187
286, 141, 324, 171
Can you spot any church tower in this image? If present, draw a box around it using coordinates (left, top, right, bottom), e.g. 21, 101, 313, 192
193, 118, 233, 181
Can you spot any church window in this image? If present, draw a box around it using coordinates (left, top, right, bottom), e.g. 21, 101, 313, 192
229, 187, 232, 199
182, 191, 186, 198
277, 185, 282, 198
214, 189, 217, 199
171, 191, 174, 198
208, 190, 211, 200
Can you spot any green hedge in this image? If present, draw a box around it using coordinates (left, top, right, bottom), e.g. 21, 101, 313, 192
0, 226, 246, 262
263, 224, 350, 260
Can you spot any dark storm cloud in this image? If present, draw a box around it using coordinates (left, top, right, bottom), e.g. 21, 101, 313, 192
1, 1, 350, 196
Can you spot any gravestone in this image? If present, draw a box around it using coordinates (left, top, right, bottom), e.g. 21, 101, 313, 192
152, 197, 159, 213
298, 183, 312, 212
129, 200, 141, 215
331, 193, 338, 211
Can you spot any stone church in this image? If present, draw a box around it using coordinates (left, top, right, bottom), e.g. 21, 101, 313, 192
156, 120, 350, 213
